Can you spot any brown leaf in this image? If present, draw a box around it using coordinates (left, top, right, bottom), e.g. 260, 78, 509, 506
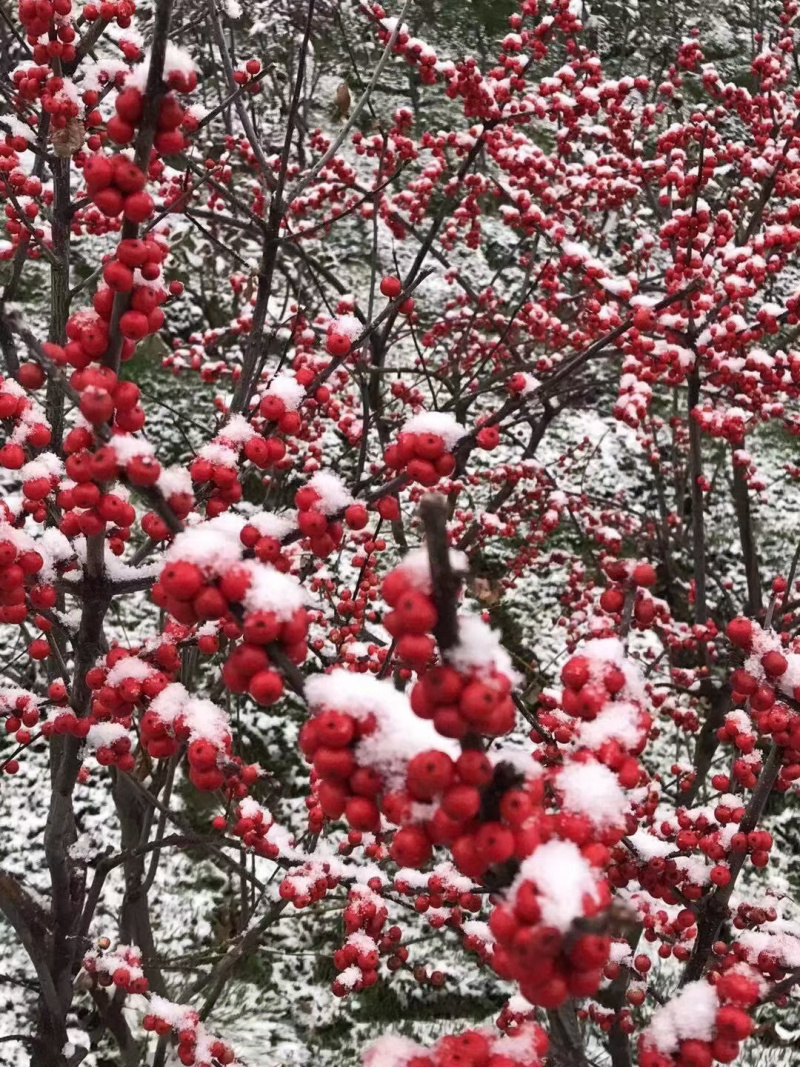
468, 576, 502, 606
334, 82, 351, 118
51, 118, 85, 158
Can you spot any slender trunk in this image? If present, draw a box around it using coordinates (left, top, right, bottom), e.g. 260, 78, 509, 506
731, 453, 762, 616
687, 367, 707, 623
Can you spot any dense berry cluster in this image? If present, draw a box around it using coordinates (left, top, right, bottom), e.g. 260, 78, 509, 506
364, 1022, 549, 1067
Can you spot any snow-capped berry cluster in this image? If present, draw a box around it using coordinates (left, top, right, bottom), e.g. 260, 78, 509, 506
363, 1022, 549, 1067
218, 796, 280, 859
83, 940, 149, 995
0, 377, 51, 470
384, 412, 465, 487
277, 858, 339, 910
383, 551, 520, 733
293, 471, 353, 558
331, 884, 388, 997
598, 557, 658, 620
300, 670, 451, 843
243, 373, 305, 469
154, 513, 309, 702
142, 994, 236, 1066
478, 639, 653, 1008
488, 838, 613, 1008
107, 78, 196, 156
725, 616, 800, 791
0, 686, 41, 774
0, 526, 47, 627
187, 418, 260, 517
638, 971, 758, 1067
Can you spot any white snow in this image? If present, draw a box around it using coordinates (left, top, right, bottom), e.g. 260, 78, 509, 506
401, 411, 468, 451
510, 840, 602, 932
306, 670, 458, 792
264, 373, 305, 410
241, 561, 307, 620
556, 760, 629, 827
306, 471, 353, 515
644, 980, 719, 1054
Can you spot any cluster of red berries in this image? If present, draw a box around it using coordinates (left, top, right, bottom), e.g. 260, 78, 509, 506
216, 797, 279, 859
232, 58, 264, 92
0, 377, 51, 469
83, 0, 136, 27
723, 934, 793, 980
410, 662, 516, 739
83, 941, 148, 995
242, 430, 288, 471
332, 932, 381, 996
18, 0, 73, 43
554, 650, 648, 786
0, 532, 46, 625
87, 649, 172, 714
238, 520, 292, 572
488, 853, 612, 1007
331, 884, 389, 996
300, 700, 385, 832
294, 484, 345, 559
375, 18, 440, 87
98, 236, 175, 341
300, 674, 541, 879
255, 387, 304, 434
13, 66, 78, 114
383, 428, 457, 487
732, 899, 778, 930
139, 684, 260, 794
393, 869, 486, 962
0, 688, 40, 773
83, 152, 154, 225
638, 972, 757, 1067
726, 617, 800, 790
364, 1023, 549, 1067
598, 558, 657, 614
142, 1004, 235, 1066
380, 563, 438, 668
155, 535, 308, 702
277, 860, 339, 910
58, 437, 173, 554
188, 449, 243, 517
398, 753, 544, 880
108, 85, 194, 156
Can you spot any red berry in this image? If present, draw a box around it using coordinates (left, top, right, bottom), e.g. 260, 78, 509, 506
380, 275, 403, 298
726, 617, 753, 650
390, 825, 432, 868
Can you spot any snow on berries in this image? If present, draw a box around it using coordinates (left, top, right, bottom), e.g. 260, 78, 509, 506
490, 838, 612, 1007
293, 470, 352, 557
384, 411, 466, 486
638, 975, 758, 1067
142, 992, 237, 1066
0, 524, 47, 631
155, 512, 309, 702
381, 546, 467, 670
0, 376, 51, 468
363, 1023, 548, 1067
83, 941, 149, 995
302, 668, 457, 841
724, 616, 800, 791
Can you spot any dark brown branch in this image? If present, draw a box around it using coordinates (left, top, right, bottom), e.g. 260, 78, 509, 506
682, 742, 783, 984
419, 494, 462, 654
687, 366, 707, 624
731, 452, 763, 615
